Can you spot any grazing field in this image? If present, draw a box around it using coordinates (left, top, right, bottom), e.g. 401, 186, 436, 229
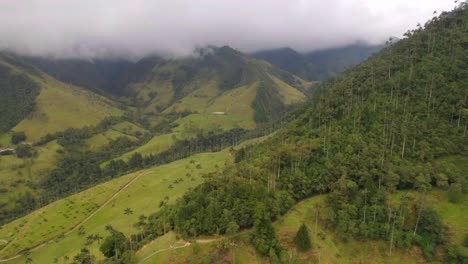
104, 133, 176, 164
0, 141, 62, 208
110, 121, 148, 137
268, 74, 307, 105
85, 130, 134, 151
1, 151, 231, 263
13, 77, 123, 143
0, 133, 11, 147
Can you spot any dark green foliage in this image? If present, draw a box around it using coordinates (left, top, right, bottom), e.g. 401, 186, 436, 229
253, 80, 286, 123
252, 43, 383, 81
303, 43, 384, 80
447, 183, 463, 203
100, 227, 129, 258
250, 203, 282, 256
294, 224, 311, 251
15, 144, 33, 158
119, 250, 136, 264
73, 248, 95, 264
0, 63, 40, 133
23, 57, 134, 96
128, 153, 143, 169
133, 4, 468, 261
11, 131, 26, 145
226, 221, 240, 235
414, 208, 444, 259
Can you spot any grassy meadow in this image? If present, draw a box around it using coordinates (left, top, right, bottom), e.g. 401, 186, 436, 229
1, 151, 231, 263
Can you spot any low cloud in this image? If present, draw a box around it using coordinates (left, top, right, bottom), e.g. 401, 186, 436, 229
0, 0, 455, 58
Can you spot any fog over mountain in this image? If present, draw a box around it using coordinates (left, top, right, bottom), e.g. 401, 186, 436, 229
0, 0, 455, 58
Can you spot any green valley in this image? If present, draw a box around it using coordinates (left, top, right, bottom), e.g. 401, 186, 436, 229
0, 2, 467, 264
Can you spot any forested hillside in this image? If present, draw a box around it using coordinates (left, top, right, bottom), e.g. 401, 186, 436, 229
0, 57, 40, 133
252, 42, 383, 81
0, 4, 466, 263
22, 57, 134, 95
137, 4, 467, 263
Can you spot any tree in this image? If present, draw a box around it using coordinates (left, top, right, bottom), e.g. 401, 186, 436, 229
250, 203, 280, 256
128, 153, 143, 169
99, 228, 129, 258
73, 248, 95, 264
78, 226, 86, 236
16, 144, 33, 158
11, 131, 26, 145
226, 221, 240, 235
294, 224, 311, 251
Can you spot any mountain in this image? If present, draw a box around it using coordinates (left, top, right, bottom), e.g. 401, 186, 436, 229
21, 56, 134, 96
252, 42, 384, 80
0, 54, 123, 142
1, 4, 466, 263
20, 46, 312, 125
251, 47, 313, 80
0, 45, 310, 228
142, 5, 467, 262
123, 46, 311, 124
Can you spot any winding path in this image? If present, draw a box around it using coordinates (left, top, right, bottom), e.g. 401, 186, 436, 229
137, 238, 222, 264
0, 170, 146, 263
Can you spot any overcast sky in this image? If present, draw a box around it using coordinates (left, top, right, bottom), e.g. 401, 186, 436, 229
0, 0, 456, 58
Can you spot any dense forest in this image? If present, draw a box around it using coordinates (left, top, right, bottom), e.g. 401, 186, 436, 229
111, 4, 468, 263
0, 63, 40, 134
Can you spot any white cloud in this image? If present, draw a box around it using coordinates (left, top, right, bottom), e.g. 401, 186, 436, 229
0, 0, 457, 58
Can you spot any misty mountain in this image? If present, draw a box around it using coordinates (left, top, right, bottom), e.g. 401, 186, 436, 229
21, 57, 135, 95
252, 42, 384, 80
120, 46, 311, 123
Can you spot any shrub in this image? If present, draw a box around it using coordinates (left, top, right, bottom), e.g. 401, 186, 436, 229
294, 224, 311, 251
16, 144, 33, 158
11, 132, 26, 145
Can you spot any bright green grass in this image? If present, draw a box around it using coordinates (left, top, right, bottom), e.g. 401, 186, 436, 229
135, 81, 174, 114
268, 74, 307, 105
430, 191, 468, 256
86, 130, 136, 151
135, 231, 180, 262
138, 231, 264, 264
3, 151, 231, 263
110, 121, 148, 137
0, 141, 62, 206
163, 80, 220, 114
175, 113, 253, 136
166, 82, 258, 131
274, 196, 425, 264
205, 83, 258, 122
0, 132, 12, 147
103, 133, 176, 165
0, 172, 133, 258
391, 189, 468, 256
138, 238, 217, 264
13, 77, 123, 143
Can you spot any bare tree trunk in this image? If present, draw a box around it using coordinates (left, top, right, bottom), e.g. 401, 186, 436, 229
389, 219, 396, 256
413, 195, 425, 236
401, 135, 406, 159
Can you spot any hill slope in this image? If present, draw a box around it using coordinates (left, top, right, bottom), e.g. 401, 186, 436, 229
252, 42, 383, 80
0, 54, 124, 143
138, 5, 467, 263
125, 46, 310, 123
21, 57, 134, 96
